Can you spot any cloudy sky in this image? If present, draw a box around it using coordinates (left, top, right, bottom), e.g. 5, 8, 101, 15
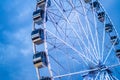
0, 0, 120, 80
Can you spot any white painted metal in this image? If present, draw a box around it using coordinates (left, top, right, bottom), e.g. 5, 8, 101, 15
31, 0, 120, 80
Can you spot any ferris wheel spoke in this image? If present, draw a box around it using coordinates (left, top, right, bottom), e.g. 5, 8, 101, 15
68, 0, 75, 8
50, 42, 89, 66
100, 72, 105, 80
97, 28, 111, 63
103, 43, 116, 64
47, 41, 85, 65
107, 63, 120, 69
111, 75, 119, 80
48, 13, 72, 40
49, 54, 69, 72
95, 1, 111, 63
98, 1, 120, 39
48, 12, 93, 62
92, 7, 101, 62
67, 0, 99, 63
78, 18, 99, 63
48, 14, 80, 49
105, 72, 110, 80
47, 43, 84, 79
99, 1, 120, 63
59, 46, 89, 66
109, 74, 118, 80
47, 29, 97, 65
47, 33, 91, 66
105, 71, 118, 80
48, 14, 82, 49
47, 11, 65, 20
95, 72, 100, 80
51, 63, 120, 80
51, 69, 59, 76
76, 10, 99, 62
53, 67, 99, 79
98, 1, 120, 63
48, 17, 63, 39
101, 24, 106, 62
78, 0, 101, 60
31, 0, 120, 80
52, 0, 99, 64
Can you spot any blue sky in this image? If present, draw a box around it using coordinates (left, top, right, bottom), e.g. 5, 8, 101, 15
0, 0, 120, 80
0, 0, 37, 80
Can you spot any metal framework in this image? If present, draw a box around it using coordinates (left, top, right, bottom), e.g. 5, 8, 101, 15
31, 0, 120, 80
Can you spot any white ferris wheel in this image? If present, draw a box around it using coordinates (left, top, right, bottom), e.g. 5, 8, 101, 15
31, 0, 120, 80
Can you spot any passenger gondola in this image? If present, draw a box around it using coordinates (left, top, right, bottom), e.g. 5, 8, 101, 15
33, 9, 47, 25
97, 12, 105, 22
40, 76, 51, 80
33, 51, 48, 68
84, 0, 91, 3
105, 23, 113, 32
31, 28, 44, 45
90, 1, 100, 11
116, 49, 120, 58
37, 0, 51, 8
110, 36, 119, 45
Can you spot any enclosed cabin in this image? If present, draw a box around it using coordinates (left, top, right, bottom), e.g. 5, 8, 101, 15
90, 1, 100, 11
31, 28, 44, 45
33, 9, 47, 25
110, 36, 119, 45
37, 0, 51, 9
105, 23, 113, 32
40, 77, 51, 80
97, 12, 105, 22
33, 51, 48, 68
116, 49, 120, 58
84, 0, 91, 3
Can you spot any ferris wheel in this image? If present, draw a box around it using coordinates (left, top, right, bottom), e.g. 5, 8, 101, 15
31, 0, 120, 80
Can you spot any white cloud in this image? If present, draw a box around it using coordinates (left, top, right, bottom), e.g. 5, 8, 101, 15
1, 0, 35, 57
12, 25, 33, 56
16, 6, 32, 23
5, 0, 35, 25
1, 23, 33, 56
